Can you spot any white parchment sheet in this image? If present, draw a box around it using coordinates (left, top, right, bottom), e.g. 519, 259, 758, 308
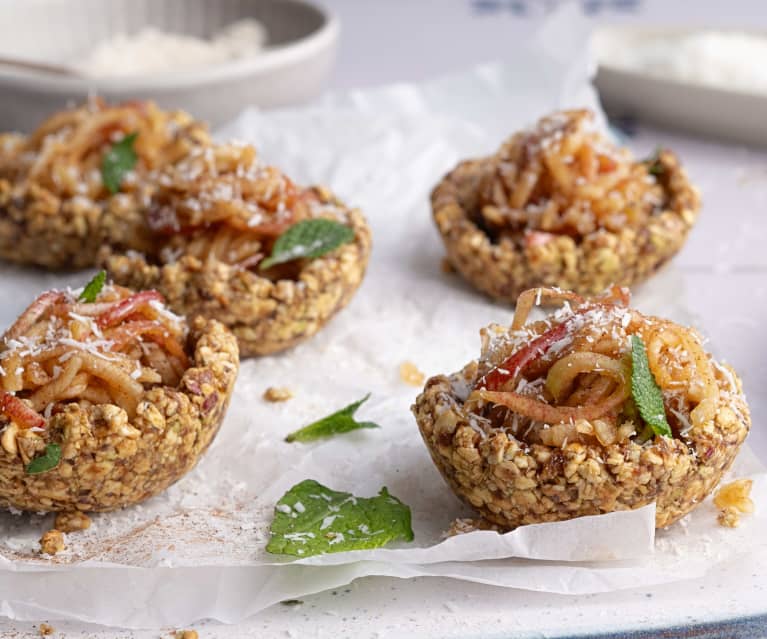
0, 5, 764, 628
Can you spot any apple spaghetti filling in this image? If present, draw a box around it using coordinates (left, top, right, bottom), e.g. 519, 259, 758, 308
468, 287, 721, 447
0, 98, 209, 204
476, 109, 667, 245
0, 278, 188, 432
147, 143, 348, 276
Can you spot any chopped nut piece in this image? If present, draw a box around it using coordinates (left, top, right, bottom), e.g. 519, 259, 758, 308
54, 511, 91, 533
263, 386, 293, 403
39, 529, 65, 555
399, 361, 425, 387
714, 478, 754, 528
39, 623, 54, 636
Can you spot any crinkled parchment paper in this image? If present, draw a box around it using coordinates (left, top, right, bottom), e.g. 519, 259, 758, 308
0, 5, 764, 628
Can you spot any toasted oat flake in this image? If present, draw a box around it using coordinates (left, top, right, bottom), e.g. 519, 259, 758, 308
263, 386, 293, 402
399, 361, 425, 387
714, 478, 754, 528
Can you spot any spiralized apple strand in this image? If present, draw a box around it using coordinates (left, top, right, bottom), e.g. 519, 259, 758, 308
29, 356, 82, 411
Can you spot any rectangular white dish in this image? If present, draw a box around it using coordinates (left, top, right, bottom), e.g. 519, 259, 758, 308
594, 26, 767, 147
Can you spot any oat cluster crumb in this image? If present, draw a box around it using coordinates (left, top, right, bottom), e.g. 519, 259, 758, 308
39, 529, 65, 555
431, 110, 700, 301
714, 478, 754, 528
38, 623, 54, 636
263, 386, 294, 402
175, 630, 199, 639
399, 361, 425, 387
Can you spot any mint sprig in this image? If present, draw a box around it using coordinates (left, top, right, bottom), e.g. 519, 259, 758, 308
102, 132, 138, 194
78, 270, 107, 303
644, 146, 664, 176
285, 394, 379, 443
25, 443, 61, 475
266, 479, 414, 557
630, 335, 672, 438
260, 219, 354, 270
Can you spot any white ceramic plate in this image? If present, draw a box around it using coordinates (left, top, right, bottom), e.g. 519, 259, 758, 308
0, 0, 338, 132
594, 26, 767, 147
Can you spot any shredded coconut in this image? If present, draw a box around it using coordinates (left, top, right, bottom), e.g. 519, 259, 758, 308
73, 19, 268, 77
600, 30, 767, 95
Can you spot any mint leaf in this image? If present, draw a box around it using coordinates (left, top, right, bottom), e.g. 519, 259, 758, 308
631, 335, 672, 438
644, 146, 664, 176
78, 270, 107, 303
25, 443, 61, 475
260, 219, 354, 270
266, 479, 414, 557
102, 132, 138, 194
285, 394, 379, 443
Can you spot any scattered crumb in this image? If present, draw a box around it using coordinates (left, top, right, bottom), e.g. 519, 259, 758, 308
441, 257, 455, 273
39, 623, 54, 636
39, 529, 65, 555
717, 506, 741, 528
263, 386, 293, 402
714, 478, 754, 528
175, 631, 198, 639
55, 510, 91, 533
445, 517, 503, 537
399, 361, 425, 387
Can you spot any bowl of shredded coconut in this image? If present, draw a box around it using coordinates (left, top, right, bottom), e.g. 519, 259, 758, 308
0, 0, 338, 131
594, 26, 767, 146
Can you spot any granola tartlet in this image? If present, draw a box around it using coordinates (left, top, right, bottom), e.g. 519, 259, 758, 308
412, 287, 750, 529
104, 143, 372, 356
431, 110, 700, 301
0, 281, 238, 513
0, 100, 210, 269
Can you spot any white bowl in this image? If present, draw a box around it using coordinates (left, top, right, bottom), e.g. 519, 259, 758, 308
0, 0, 338, 132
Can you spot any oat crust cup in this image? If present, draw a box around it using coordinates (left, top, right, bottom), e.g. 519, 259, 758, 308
103, 143, 372, 356
412, 287, 750, 529
0, 100, 210, 269
0, 283, 238, 513
0, 102, 371, 356
431, 110, 700, 301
